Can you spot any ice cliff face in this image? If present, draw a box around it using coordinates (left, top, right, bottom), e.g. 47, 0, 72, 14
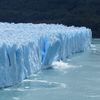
0, 23, 92, 88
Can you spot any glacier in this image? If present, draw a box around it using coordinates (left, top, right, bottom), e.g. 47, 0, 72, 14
0, 22, 92, 88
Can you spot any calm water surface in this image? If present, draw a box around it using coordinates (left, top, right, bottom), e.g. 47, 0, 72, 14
0, 39, 100, 100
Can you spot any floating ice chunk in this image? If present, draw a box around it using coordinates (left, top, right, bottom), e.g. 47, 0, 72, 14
52, 60, 75, 70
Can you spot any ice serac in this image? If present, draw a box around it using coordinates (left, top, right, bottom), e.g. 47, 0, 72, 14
0, 23, 92, 88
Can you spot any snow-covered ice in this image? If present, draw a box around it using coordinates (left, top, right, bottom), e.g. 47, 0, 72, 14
0, 22, 92, 88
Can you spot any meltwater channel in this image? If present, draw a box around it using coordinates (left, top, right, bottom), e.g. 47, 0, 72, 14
0, 39, 100, 100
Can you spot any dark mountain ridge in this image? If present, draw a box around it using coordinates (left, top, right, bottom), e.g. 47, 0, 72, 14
0, 0, 100, 38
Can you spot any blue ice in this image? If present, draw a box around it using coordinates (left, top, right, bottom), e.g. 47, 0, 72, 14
0, 23, 92, 88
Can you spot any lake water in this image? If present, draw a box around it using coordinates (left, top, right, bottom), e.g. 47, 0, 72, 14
0, 39, 100, 100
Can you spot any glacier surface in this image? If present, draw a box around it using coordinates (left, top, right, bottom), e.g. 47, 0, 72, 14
0, 22, 92, 88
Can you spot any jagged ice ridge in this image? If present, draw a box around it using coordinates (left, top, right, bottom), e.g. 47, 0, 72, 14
0, 22, 92, 88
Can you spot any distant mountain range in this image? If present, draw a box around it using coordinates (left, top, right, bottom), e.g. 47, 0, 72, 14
0, 0, 100, 38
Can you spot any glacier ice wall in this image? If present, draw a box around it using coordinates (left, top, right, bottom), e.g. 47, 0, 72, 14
0, 23, 92, 88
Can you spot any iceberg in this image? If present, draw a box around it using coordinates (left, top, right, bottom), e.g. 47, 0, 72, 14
0, 22, 92, 88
